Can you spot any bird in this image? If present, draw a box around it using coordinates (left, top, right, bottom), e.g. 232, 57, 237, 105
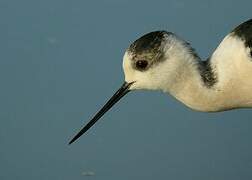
69, 19, 252, 144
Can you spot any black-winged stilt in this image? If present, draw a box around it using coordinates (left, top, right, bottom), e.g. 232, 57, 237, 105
69, 19, 252, 144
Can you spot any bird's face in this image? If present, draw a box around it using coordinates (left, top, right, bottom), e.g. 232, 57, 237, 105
123, 49, 166, 91
123, 31, 177, 91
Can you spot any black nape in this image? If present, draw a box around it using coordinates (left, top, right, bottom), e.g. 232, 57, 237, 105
198, 59, 217, 87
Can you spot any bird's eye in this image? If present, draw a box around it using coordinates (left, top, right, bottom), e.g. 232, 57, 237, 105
135, 60, 148, 70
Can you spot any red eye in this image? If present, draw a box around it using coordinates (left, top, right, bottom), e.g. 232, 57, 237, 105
136, 60, 148, 70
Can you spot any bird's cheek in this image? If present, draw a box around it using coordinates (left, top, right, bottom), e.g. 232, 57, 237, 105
124, 68, 136, 83
128, 81, 141, 90
124, 73, 134, 84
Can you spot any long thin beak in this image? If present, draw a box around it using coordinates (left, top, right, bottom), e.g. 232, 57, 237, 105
69, 81, 134, 145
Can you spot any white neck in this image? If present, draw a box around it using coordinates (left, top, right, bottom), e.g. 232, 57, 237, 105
165, 58, 221, 112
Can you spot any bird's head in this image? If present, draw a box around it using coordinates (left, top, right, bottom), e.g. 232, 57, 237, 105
69, 31, 190, 144
123, 31, 179, 91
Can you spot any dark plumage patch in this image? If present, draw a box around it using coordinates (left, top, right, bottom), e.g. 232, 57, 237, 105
198, 59, 217, 87
128, 31, 170, 71
232, 19, 252, 56
129, 31, 168, 53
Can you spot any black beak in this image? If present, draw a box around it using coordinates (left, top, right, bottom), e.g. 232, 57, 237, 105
69, 81, 134, 145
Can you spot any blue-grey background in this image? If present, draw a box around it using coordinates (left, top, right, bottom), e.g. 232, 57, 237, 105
1, 0, 252, 179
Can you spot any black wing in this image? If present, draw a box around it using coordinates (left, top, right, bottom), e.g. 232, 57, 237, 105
232, 19, 252, 52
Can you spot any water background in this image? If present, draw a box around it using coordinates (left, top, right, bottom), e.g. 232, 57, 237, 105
1, 0, 252, 179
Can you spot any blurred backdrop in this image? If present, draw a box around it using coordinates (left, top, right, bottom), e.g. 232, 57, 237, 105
1, 0, 252, 179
